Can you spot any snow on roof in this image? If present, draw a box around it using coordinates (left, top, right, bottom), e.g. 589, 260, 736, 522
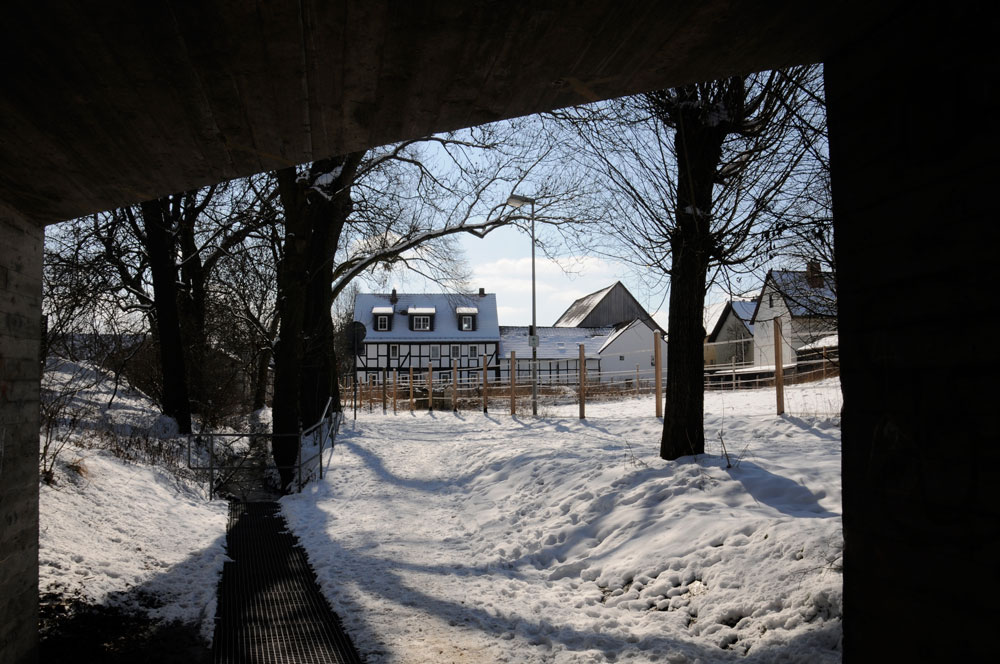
799, 334, 839, 350
553, 283, 616, 327
597, 319, 652, 353
731, 300, 757, 323
455, 306, 478, 314
354, 292, 500, 341
499, 325, 613, 359
763, 270, 837, 319
371, 306, 394, 314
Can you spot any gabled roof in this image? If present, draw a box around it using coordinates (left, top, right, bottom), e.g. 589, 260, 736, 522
354, 292, 499, 341
750, 269, 837, 323
553, 283, 616, 327
707, 300, 756, 342
499, 326, 613, 359
553, 281, 654, 328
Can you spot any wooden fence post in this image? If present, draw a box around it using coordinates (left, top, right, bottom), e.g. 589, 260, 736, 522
774, 318, 785, 415
452, 364, 458, 412
635, 364, 640, 396
482, 353, 489, 413
409, 366, 414, 411
822, 347, 827, 380
427, 360, 433, 412
510, 351, 517, 415
654, 330, 663, 418
382, 367, 387, 414
393, 370, 398, 414
579, 343, 586, 419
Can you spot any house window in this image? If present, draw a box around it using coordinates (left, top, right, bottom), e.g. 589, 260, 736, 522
414, 315, 431, 331
469, 345, 478, 357
451, 345, 460, 357
768, 294, 774, 308
376, 315, 389, 331
430, 346, 440, 360
460, 315, 474, 331
619, 355, 625, 361
390, 345, 398, 359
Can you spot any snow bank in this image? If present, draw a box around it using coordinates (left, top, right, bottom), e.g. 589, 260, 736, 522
282, 379, 843, 663
38, 359, 229, 641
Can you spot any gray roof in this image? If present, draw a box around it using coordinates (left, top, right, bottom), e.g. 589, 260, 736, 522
752, 269, 837, 322
354, 292, 500, 341
707, 300, 757, 341
553, 284, 616, 327
499, 326, 613, 359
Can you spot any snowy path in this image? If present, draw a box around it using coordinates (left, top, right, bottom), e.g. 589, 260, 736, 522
282, 385, 843, 663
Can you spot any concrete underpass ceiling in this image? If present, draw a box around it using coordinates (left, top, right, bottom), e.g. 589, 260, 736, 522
2, 1, 879, 226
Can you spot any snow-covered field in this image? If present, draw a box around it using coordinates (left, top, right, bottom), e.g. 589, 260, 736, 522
283, 381, 844, 663
38, 357, 842, 661
38, 360, 229, 641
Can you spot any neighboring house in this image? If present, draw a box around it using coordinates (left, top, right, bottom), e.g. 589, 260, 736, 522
704, 300, 756, 367
750, 263, 837, 367
500, 281, 667, 383
353, 289, 500, 384
593, 317, 668, 382
554, 281, 654, 329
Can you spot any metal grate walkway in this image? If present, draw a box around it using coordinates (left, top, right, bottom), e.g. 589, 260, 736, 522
213, 502, 362, 663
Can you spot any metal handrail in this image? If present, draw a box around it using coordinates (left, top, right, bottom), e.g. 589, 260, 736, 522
188, 396, 344, 499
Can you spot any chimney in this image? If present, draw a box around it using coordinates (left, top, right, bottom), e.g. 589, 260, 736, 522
806, 261, 823, 289
390, 288, 398, 304
478, 287, 486, 297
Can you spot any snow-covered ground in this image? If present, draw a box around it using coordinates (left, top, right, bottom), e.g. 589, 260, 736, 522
38, 356, 842, 660
283, 380, 844, 663
38, 360, 229, 641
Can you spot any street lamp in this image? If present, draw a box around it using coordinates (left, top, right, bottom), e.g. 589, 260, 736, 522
506, 193, 538, 416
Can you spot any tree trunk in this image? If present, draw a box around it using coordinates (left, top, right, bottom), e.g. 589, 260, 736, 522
660, 235, 709, 458
659, 92, 724, 459
140, 199, 192, 434
272, 153, 362, 488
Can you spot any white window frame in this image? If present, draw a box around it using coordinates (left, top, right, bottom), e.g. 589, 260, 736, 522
451, 344, 460, 357
460, 315, 473, 331
430, 346, 440, 359
376, 315, 389, 331
414, 315, 431, 331
390, 344, 398, 359
469, 345, 478, 357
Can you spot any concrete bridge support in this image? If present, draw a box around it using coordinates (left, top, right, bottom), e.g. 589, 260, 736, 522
827, 4, 998, 660
0, 203, 42, 664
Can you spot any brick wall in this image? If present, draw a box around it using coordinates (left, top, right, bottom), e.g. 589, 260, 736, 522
0, 201, 42, 664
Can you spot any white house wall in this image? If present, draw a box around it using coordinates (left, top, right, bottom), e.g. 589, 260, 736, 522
753, 292, 796, 367
599, 325, 668, 382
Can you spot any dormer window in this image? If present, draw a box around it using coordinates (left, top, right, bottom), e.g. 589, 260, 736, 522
456, 306, 478, 332
407, 306, 436, 331
371, 306, 393, 331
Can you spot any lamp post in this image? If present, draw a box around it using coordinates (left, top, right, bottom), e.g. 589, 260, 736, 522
506, 193, 538, 416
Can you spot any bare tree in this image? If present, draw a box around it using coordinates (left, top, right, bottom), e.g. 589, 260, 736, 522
269, 122, 567, 488
552, 66, 824, 459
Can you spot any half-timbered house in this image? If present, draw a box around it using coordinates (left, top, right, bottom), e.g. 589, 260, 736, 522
353, 289, 500, 384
